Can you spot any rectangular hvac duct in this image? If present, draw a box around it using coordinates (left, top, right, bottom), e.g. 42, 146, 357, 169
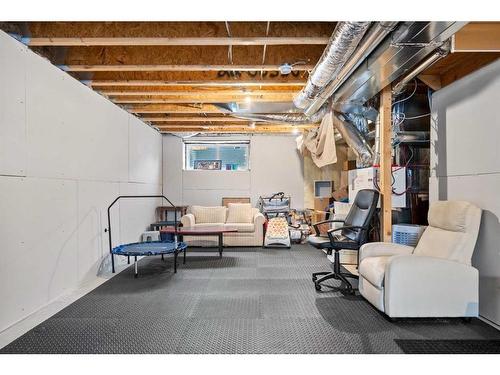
332, 21, 467, 115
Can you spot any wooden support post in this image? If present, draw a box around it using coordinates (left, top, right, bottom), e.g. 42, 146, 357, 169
379, 85, 393, 242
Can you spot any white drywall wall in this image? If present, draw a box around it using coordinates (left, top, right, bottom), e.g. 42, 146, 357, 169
430, 58, 500, 326
162, 134, 304, 208
0, 31, 163, 332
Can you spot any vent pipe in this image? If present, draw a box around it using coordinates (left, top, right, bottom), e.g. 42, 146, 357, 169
294, 22, 372, 110
304, 22, 399, 116
333, 113, 374, 167
232, 105, 328, 125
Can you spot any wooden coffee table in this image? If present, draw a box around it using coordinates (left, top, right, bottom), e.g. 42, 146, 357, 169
160, 225, 238, 258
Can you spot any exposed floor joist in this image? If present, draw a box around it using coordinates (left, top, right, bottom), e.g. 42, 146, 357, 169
26, 36, 329, 47
0, 21, 327, 133
453, 22, 500, 52
60, 64, 315, 72
112, 97, 294, 104
139, 116, 247, 122
155, 124, 314, 133
126, 104, 235, 114
99, 89, 297, 96
422, 52, 500, 88
87, 80, 306, 87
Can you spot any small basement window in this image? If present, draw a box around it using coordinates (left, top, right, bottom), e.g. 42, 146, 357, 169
184, 141, 250, 171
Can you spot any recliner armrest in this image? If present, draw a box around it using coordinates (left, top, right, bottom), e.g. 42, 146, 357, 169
384, 255, 479, 317
359, 242, 414, 262
181, 213, 195, 227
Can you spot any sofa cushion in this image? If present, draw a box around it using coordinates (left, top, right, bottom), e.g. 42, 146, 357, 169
359, 256, 395, 289
226, 203, 253, 223
194, 223, 225, 228
190, 206, 227, 224
225, 223, 255, 233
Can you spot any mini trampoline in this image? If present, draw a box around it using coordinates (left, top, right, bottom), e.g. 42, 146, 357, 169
112, 240, 187, 277
106, 195, 187, 278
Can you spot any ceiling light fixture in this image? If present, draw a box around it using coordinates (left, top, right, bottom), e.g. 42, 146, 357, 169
278, 63, 293, 75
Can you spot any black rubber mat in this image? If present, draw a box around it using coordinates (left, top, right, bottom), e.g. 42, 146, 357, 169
395, 339, 500, 354
1, 244, 500, 354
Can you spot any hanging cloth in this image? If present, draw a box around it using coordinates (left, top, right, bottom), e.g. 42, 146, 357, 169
301, 111, 337, 168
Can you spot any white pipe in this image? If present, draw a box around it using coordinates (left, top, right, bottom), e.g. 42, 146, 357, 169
392, 44, 450, 95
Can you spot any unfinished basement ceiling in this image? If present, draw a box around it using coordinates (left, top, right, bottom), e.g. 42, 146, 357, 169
0, 21, 338, 134
1, 21, 498, 134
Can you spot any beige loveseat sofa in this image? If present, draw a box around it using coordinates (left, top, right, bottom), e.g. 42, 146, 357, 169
180, 203, 265, 247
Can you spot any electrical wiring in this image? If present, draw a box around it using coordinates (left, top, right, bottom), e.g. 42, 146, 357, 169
392, 147, 414, 195
372, 79, 427, 197
404, 113, 431, 120
392, 79, 418, 107
373, 146, 414, 196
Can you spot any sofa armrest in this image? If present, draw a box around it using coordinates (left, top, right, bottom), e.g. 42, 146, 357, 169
384, 255, 479, 317
181, 213, 195, 227
359, 242, 414, 263
253, 212, 265, 226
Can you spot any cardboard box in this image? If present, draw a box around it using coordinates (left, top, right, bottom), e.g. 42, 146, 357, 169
312, 211, 329, 234
314, 197, 331, 212
332, 186, 348, 201
343, 160, 357, 171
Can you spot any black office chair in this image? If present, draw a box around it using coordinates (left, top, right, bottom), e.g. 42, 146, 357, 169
308, 189, 379, 294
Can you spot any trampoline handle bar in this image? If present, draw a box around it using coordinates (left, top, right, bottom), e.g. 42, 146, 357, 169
107, 195, 177, 273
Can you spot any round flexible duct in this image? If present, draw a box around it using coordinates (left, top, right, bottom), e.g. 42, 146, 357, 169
333, 112, 374, 167
293, 22, 371, 110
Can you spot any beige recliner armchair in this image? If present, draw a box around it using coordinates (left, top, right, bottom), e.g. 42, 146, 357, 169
358, 201, 482, 318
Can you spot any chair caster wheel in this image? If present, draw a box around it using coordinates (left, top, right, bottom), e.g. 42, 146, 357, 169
134, 274, 138, 279
314, 283, 321, 291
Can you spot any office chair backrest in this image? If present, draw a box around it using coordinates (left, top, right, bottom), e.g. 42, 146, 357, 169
342, 189, 379, 242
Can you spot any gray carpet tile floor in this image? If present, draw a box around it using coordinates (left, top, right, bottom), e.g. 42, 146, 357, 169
2, 244, 500, 354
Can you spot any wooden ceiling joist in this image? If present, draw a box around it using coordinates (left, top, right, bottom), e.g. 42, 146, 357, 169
139, 116, 247, 122
27, 36, 329, 47
154, 124, 314, 134
99, 89, 297, 96
0, 21, 332, 134
60, 64, 315, 72
126, 104, 228, 114
125, 104, 295, 114
87, 80, 306, 87
453, 22, 500, 52
112, 92, 295, 104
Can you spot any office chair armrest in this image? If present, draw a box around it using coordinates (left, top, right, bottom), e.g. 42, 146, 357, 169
312, 219, 345, 236
326, 225, 366, 243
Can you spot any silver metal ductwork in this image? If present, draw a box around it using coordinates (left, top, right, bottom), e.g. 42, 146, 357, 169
332, 22, 466, 115
232, 105, 328, 125
333, 113, 373, 167
304, 22, 399, 116
294, 22, 372, 110
392, 42, 450, 95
